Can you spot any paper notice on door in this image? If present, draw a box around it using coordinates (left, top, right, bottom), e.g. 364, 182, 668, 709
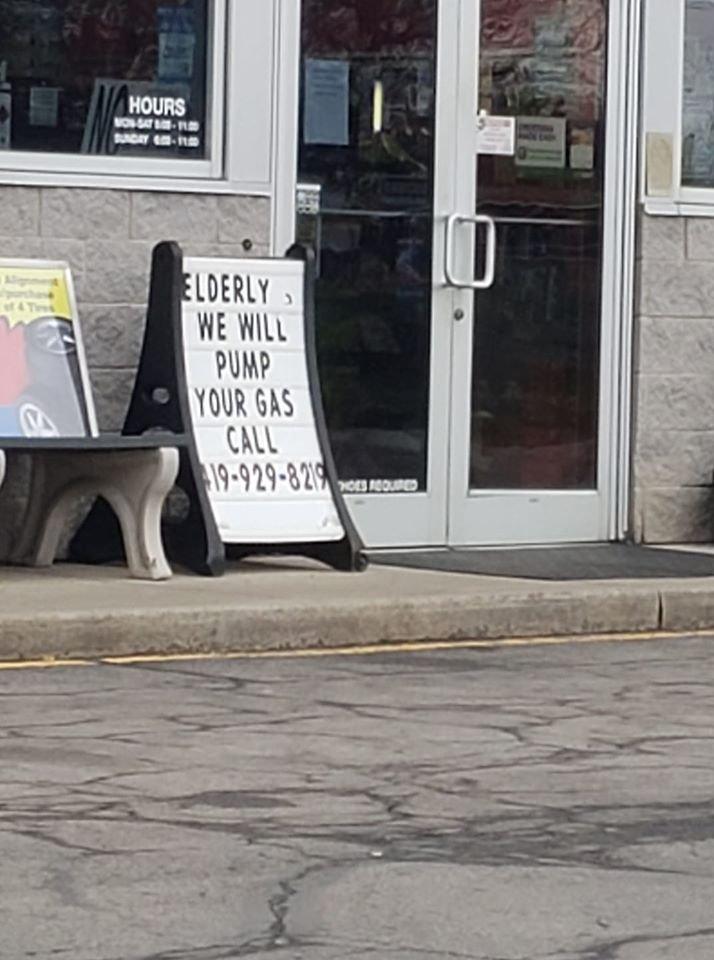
304, 59, 350, 146
570, 125, 595, 172
646, 132, 674, 196
570, 144, 594, 171
477, 115, 516, 156
515, 117, 566, 168
29, 87, 59, 127
157, 6, 196, 82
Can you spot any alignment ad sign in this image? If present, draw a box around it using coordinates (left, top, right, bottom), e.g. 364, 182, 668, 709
0, 262, 93, 438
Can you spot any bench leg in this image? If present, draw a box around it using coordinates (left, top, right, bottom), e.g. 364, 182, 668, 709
12, 448, 179, 581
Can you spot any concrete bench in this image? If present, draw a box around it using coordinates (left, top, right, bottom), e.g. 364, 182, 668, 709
0, 436, 181, 581
0, 254, 190, 581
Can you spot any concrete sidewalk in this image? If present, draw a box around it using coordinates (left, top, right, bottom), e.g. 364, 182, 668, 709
2, 556, 714, 661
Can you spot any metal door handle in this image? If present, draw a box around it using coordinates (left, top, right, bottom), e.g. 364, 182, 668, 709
445, 213, 497, 290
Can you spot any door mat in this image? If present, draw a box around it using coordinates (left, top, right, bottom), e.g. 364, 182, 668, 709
370, 544, 714, 581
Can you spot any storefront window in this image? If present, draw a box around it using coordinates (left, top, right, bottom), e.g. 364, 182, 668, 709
642, 0, 714, 209
0, 0, 209, 159
683, 0, 714, 187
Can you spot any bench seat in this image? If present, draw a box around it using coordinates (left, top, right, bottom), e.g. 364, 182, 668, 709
0, 433, 185, 581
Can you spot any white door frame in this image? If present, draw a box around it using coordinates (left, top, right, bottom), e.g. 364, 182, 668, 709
445, 0, 638, 546
274, 0, 461, 548
273, 0, 639, 549
324, 0, 460, 550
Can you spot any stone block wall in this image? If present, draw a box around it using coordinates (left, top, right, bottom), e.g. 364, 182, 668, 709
3, 189, 713, 549
0, 185, 271, 557
634, 213, 714, 542
0, 186, 271, 429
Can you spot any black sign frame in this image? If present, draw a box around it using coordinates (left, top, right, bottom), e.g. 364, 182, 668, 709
221, 244, 366, 572
70, 242, 224, 576
71, 241, 366, 575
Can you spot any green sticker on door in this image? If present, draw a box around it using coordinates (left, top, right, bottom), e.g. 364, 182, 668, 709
515, 117, 566, 169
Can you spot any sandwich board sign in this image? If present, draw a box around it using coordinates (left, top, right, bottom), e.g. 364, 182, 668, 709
0, 260, 96, 439
180, 246, 364, 570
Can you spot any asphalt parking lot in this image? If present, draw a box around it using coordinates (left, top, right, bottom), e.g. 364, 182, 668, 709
2, 633, 714, 959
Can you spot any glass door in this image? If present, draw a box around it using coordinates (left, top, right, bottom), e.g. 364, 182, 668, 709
295, 0, 622, 549
295, 0, 458, 547
446, 0, 619, 545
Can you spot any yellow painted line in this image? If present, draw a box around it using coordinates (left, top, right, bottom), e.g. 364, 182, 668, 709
0, 627, 712, 671
100, 628, 714, 664
0, 658, 92, 671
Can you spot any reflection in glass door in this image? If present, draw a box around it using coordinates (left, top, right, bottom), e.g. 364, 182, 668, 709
448, 0, 619, 545
474, 0, 606, 490
296, 0, 622, 548
296, 1, 439, 533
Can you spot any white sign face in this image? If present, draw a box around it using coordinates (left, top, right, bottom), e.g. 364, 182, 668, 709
476, 115, 515, 156
182, 257, 345, 545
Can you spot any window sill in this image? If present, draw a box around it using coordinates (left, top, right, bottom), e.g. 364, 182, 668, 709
0, 166, 271, 196
643, 196, 714, 218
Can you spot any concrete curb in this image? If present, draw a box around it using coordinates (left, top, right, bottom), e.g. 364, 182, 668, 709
660, 583, 714, 631
0, 582, 669, 662
1, 563, 714, 662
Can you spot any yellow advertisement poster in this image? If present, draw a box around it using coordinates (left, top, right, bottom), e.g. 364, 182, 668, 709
0, 265, 72, 328
0, 262, 92, 438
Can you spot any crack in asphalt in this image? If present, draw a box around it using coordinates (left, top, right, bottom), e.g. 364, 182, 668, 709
2, 639, 714, 959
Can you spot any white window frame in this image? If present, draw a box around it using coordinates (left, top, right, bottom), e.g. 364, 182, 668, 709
0, 0, 281, 196
272, 0, 300, 254
643, 0, 714, 215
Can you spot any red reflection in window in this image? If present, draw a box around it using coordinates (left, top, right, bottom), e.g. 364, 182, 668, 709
0, 318, 28, 405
